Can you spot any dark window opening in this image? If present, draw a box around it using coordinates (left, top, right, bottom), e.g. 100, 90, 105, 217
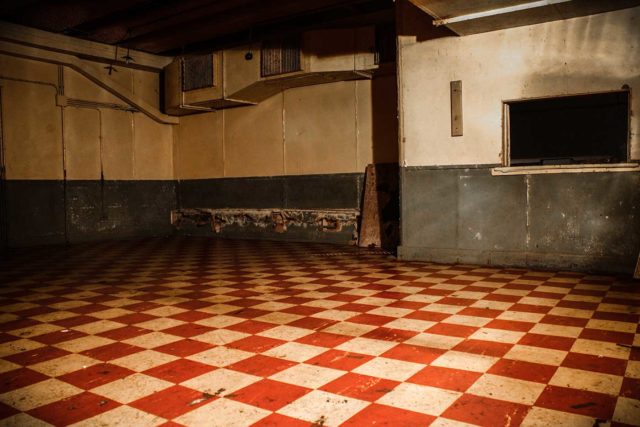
261, 37, 301, 77
182, 54, 214, 91
375, 24, 396, 65
507, 91, 629, 166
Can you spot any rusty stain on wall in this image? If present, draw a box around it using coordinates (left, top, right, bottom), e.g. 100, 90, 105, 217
172, 208, 360, 243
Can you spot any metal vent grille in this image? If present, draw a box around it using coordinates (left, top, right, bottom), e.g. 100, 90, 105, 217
261, 37, 301, 77
182, 54, 214, 91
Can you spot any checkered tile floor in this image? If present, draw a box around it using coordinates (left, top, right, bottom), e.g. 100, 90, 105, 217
0, 237, 639, 426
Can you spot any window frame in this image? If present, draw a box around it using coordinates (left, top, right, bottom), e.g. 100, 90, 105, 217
501, 89, 633, 169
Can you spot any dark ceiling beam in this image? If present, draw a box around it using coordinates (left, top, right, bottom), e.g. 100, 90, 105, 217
121, 0, 368, 53
0, 0, 43, 16
73, 0, 246, 45
4, 0, 150, 33
178, 7, 395, 55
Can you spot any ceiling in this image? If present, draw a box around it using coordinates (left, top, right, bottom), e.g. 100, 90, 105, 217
0, 0, 396, 56
408, 0, 640, 35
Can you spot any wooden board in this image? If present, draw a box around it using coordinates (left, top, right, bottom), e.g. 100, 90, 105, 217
450, 80, 463, 137
359, 164, 381, 247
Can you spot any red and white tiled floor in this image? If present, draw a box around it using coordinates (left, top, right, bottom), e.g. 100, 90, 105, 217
1, 237, 639, 426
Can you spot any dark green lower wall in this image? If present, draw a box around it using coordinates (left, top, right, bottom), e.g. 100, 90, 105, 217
4, 180, 176, 247
177, 173, 364, 210
175, 173, 365, 244
2, 173, 367, 247
399, 167, 640, 273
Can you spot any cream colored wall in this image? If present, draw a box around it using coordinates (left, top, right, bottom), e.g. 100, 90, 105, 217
398, 6, 640, 166
175, 112, 224, 179
0, 54, 172, 180
174, 76, 398, 179
2, 42, 398, 183
225, 94, 284, 177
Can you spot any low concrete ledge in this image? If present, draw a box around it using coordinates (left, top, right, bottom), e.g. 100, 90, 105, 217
397, 245, 636, 275
172, 208, 360, 244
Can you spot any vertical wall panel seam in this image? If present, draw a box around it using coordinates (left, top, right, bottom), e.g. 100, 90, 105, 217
355, 81, 359, 171
131, 112, 136, 179
282, 91, 286, 176
0, 86, 6, 248
60, 104, 68, 244
525, 174, 531, 251
222, 109, 226, 177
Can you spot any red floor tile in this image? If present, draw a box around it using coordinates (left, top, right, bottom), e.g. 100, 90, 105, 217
162, 323, 215, 338
130, 385, 212, 419
363, 327, 418, 342
556, 300, 599, 311
59, 363, 134, 389
381, 343, 445, 364
69, 303, 111, 315
337, 303, 378, 313
488, 358, 558, 383
0, 368, 48, 393
620, 377, 640, 399
321, 372, 399, 401
459, 307, 503, 318
252, 413, 311, 426
509, 303, 551, 314
518, 333, 576, 351
82, 342, 143, 361
541, 315, 589, 328
31, 329, 87, 345
348, 313, 396, 326
579, 328, 635, 345
438, 297, 476, 307
232, 379, 311, 411
485, 319, 534, 332
109, 313, 157, 325
453, 339, 513, 358
307, 349, 373, 371
591, 311, 639, 324
442, 394, 530, 427
282, 305, 324, 316
98, 325, 150, 341
124, 302, 162, 312
227, 336, 286, 353
229, 308, 272, 319
5, 346, 70, 365
343, 403, 436, 426
288, 316, 337, 331
154, 339, 214, 357
405, 311, 451, 322
486, 293, 524, 303
561, 352, 627, 376
535, 385, 617, 419
28, 391, 120, 426
228, 355, 295, 377
296, 331, 352, 348
426, 323, 478, 338
144, 359, 215, 383
0, 402, 19, 420
226, 320, 276, 335
408, 366, 482, 392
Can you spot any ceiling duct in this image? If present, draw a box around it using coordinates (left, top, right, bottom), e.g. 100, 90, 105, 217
164, 26, 389, 116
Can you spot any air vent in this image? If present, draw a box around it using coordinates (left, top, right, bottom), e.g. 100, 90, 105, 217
182, 54, 214, 91
261, 37, 301, 77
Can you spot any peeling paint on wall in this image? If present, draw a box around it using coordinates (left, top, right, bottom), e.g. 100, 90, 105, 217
172, 208, 360, 244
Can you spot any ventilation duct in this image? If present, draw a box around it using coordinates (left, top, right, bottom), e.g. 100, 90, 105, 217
164, 26, 389, 116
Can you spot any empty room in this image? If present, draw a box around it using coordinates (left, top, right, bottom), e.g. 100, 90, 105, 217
0, 0, 639, 426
